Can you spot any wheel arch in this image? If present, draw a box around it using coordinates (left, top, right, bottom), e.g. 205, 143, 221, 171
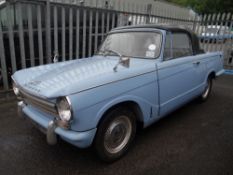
208, 71, 216, 79
96, 100, 144, 130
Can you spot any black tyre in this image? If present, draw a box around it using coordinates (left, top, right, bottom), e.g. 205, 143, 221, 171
200, 77, 213, 102
94, 107, 136, 162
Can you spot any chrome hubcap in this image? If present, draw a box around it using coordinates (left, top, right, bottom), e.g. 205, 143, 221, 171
104, 116, 132, 154
202, 79, 210, 99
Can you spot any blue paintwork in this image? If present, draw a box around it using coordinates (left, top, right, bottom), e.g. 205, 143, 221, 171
23, 105, 96, 148
12, 27, 224, 148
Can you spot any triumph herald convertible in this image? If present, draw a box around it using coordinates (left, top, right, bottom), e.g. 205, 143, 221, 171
12, 25, 224, 162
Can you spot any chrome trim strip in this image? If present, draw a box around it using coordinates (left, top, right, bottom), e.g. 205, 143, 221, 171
65, 96, 73, 124
19, 88, 58, 116
20, 89, 54, 107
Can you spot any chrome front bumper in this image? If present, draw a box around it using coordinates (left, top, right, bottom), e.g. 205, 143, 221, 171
47, 120, 58, 145
17, 101, 97, 148
18, 101, 26, 118
18, 101, 58, 145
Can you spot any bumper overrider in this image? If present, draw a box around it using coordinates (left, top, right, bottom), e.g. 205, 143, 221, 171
16, 91, 96, 148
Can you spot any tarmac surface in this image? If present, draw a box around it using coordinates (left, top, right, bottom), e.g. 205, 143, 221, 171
0, 75, 233, 175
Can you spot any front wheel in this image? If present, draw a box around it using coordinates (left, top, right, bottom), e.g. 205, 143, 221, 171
94, 107, 136, 162
200, 77, 213, 102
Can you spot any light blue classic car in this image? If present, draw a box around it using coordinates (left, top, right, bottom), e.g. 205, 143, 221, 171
12, 25, 224, 162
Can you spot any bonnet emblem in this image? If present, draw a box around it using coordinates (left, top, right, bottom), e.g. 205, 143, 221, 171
25, 80, 41, 93
28, 80, 41, 86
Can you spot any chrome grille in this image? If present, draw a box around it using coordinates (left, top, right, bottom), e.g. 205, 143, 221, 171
20, 89, 58, 116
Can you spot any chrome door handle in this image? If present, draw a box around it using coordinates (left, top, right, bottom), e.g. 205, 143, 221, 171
193, 61, 200, 65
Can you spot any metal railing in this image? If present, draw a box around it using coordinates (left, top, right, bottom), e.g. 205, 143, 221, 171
194, 13, 233, 70
0, 0, 232, 92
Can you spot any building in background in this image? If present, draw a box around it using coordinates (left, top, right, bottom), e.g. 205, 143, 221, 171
51, 0, 196, 20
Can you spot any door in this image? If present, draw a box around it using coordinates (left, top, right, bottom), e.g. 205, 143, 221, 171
157, 32, 205, 117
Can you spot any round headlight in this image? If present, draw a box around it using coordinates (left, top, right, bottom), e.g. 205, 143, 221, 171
56, 97, 72, 122
13, 83, 20, 96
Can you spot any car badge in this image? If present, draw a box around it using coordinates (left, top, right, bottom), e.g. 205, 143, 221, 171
28, 80, 41, 86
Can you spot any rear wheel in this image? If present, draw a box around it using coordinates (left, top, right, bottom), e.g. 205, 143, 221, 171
200, 77, 213, 102
94, 107, 136, 162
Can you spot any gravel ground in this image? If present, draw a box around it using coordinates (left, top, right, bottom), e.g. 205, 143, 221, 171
0, 75, 233, 175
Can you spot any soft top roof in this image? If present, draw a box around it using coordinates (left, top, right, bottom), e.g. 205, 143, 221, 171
112, 24, 204, 55
112, 24, 191, 33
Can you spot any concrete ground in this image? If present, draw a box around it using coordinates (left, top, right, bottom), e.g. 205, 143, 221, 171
0, 75, 233, 175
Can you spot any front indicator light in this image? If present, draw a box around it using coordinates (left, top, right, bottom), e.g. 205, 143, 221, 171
13, 83, 20, 96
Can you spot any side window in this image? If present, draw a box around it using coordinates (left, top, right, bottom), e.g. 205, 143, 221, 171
164, 32, 172, 61
172, 33, 193, 59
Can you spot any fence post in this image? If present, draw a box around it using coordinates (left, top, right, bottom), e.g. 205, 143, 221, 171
199, 14, 207, 49
220, 13, 231, 52
82, 9, 87, 58
62, 6, 66, 61
206, 13, 216, 52
88, 10, 93, 57
37, 5, 44, 65
203, 14, 212, 51
212, 13, 221, 51
54, 5, 58, 59
17, 2, 26, 69
192, 14, 198, 32
94, 10, 99, 52
6, 2, 17, 73
146, 4, 152, 24
27, 4, 35, 67
69, 7, 73, 60
76, 8, 80, 59
216, 13, 226, 51
0, 22, 9, 90
46, 0, 51, 63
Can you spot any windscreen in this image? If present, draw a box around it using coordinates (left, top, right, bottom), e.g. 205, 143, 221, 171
97, 32, 162, 59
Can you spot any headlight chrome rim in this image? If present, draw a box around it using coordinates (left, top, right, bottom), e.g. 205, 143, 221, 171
56, 96, 73, 123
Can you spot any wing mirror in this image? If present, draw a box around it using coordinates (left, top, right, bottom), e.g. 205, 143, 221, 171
113, 56, 130, 72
